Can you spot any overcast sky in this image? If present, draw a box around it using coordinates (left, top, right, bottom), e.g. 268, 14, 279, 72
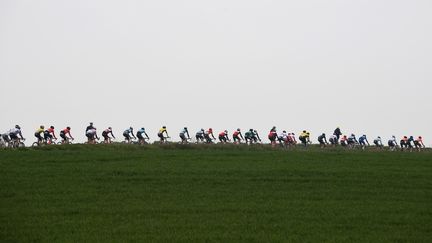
1, 0, 431, 145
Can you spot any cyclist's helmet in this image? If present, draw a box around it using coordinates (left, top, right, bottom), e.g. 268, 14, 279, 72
40, 125, 44, 129
50, 126, 54, 129
283, 130, 287, 133
303, 130, 306, 133
108, 127, 112, 130
184, 127, 187, 130
378, 136, 381, 139
224, 130, 228, 133
15, 125, 20, 129
249, 129, 253, 132
322, 133, 325, 136
363, 135, 366, 137
209, 128, 213, 131
163, 126, 166, 129
253, 130, 257, 132
419, 136, 422, 139
90, 122, 93, 125
201, 128, 204, 132
67, 127, 71, 130
141, 127, 145, 130
237, 128, 240, 131
130, 127, 133, 130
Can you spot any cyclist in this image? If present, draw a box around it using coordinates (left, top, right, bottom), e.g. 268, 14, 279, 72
218, 130, 230, 143
317, 133, 328, 148
329, 134, 337, 146
347, 134, 358, 148
388, 136, 398, 151
34, 125, 45, 144
245, 129, 254, 144
299, 130, 310, 147
44, 126, 57, 144
123, 127, 136, 143
373, 136, 383, 148
232, 128, 244, 144
358, 135, 369, 150
287, 133, 296, 146
157, 126, 169, 143
196, 129, 205, 143
407, 136, 415, 151
333, 127, 342, 144
9, 125, 25, 144
102, 127, 116, 144
137, 127, 149, 144
268, 126, 277, 147
340, 135, 348, 147
86, 127, 99, 144
277, 131, 287, 146
414, 136, 425, 151
252, 130, 261, 143
60, 127, 74, 144
400, 136, 408, 150
179, 127, 190, 144
204, 128, 215, 143
86, 122, 95, 133
277, 131, 287, 147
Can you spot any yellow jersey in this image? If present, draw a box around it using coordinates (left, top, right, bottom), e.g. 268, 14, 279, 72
35, 128, 44, 134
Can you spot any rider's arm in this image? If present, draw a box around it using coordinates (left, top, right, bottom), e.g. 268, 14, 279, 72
111, 131, 115, 139
145, 132, 149, 139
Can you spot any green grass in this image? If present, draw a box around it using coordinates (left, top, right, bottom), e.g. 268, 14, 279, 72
1, 144, 431, 242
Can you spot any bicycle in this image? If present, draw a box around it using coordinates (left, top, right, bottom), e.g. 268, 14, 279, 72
137, 137, 150, 145
122, 137, 137, 144
32, 139, 45, 147
60, 137, 74, 145
9, 138, 25, 148
84, 137, 99, 144
159, 136, 171, 144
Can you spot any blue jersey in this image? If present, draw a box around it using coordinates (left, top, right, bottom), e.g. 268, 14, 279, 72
137, 128, 146, 134
359, 135, 367, 142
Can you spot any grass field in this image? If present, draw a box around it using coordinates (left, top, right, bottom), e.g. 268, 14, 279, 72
1, 144, 431, 242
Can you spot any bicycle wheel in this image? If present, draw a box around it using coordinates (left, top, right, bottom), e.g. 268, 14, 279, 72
32, 142, 39, 147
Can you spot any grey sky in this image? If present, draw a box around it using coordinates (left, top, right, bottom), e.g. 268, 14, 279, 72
1, 0, 431, 145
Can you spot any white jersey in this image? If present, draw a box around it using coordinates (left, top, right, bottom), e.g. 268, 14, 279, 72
279, 132, 288, 139
9, 128, 21, 135
86, 128, 97, 135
